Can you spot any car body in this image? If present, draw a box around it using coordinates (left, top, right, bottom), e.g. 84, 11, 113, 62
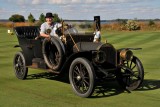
13, 16, 144, 97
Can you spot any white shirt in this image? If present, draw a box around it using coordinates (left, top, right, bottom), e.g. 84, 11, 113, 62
40, 22, 62, 37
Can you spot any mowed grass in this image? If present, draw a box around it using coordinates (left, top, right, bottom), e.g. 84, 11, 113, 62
0, 27, 160, 107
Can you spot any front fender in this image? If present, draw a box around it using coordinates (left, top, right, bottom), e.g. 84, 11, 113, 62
117, 48, 142, 52
60, 51, 93, 72
117, 48, 142, 65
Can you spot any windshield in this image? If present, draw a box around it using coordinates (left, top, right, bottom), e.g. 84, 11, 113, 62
64, 21, 94, 35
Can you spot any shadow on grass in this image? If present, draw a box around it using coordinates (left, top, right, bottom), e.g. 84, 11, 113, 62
136, 79, 160, 91
27, 72, 70, 83
27, 72, 160, 98
91, 79, 124, 98
91, 79, 160, 98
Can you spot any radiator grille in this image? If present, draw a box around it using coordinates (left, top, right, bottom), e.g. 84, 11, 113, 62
98, 43, 117, 68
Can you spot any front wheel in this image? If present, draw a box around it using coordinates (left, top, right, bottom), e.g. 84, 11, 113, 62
69, 58, 95, 97
13, 52, 28, 80
116, 56, 144, 91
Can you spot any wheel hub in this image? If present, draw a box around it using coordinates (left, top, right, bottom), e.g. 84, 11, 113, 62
16, 63, 21, 68
76, 75, 81, 81
16, 64, 19, 67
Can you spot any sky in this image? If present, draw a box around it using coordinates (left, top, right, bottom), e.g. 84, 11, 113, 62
0, 0, 160, 20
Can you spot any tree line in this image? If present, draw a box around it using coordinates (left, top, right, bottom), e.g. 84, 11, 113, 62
7, 13, 159, 31
9, 13, 61, 24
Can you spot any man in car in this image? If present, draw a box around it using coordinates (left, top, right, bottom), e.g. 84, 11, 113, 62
40, 12, 62, 39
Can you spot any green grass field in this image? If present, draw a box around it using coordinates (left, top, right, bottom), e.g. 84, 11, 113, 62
0, 27, 160, 107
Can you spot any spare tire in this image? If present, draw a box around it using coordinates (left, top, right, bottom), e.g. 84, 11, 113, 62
42, 37, 64, 71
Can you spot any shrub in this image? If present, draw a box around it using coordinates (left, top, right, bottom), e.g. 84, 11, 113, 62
125, 20, 140, 31
148, 20, 155, 26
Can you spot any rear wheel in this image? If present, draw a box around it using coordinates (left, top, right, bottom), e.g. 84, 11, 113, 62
69, 58, 95, 97
13, 52, 28, 80
116, 56, 144, 91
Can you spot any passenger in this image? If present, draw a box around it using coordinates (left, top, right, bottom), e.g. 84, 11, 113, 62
93, 29, 101, 42
39, 12, 62, 39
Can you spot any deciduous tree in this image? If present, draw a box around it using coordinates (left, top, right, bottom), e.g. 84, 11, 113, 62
9, 14, 25, 22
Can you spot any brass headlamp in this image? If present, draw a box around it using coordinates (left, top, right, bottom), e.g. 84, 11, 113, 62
120, 49, 133, 61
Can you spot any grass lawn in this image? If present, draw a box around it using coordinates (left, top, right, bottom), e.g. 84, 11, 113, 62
0, 27, 160, 107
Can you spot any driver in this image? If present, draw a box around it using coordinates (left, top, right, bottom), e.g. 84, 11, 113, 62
40, 12, 62, 39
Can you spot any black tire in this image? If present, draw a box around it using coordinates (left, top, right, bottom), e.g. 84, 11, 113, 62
13, 51, 28, 80
42, 37, 64, 71
116, 56, 144, 91
69, 57, 95, 97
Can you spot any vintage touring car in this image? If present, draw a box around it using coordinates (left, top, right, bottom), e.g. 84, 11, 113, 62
12, 16, 144, 97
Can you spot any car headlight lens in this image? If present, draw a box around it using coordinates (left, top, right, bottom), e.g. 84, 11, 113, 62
120, 49, 133, 61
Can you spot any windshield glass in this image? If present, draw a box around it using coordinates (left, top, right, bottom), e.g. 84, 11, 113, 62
64, 21, 94, 34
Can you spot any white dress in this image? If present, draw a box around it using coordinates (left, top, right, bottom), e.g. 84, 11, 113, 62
93, 30, 101, 42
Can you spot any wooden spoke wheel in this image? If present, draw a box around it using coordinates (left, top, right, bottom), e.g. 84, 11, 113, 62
116, 56, 144, 91
69, 58, 95, 97
13, 52, 28, 80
